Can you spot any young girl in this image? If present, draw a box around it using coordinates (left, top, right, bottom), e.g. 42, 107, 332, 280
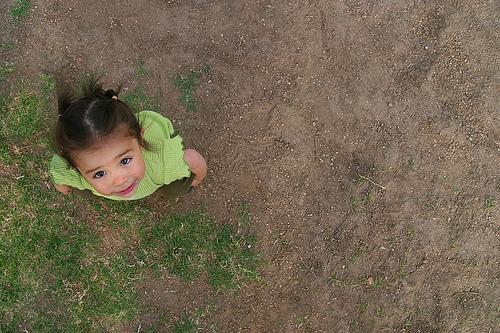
49, 77, 207, 201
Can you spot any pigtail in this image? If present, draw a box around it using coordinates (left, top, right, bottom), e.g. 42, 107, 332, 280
57, 89, 73, 117
81, 75, 105, 98
104, 89, 117, 98
56, 77, 75, 118
105, 80, 124, 99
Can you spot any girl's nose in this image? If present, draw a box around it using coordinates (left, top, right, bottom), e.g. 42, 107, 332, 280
112, 175, 127, 187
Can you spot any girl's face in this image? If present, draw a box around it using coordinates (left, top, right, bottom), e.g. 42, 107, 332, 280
73, 127, 146, 198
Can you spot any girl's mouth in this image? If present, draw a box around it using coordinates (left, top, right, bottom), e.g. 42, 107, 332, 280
115, 182, 137, 196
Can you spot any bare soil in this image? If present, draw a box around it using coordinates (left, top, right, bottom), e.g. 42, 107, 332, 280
3, 0, 499, 332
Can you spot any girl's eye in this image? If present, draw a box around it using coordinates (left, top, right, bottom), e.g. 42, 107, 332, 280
120, 157, 132, 166
94, 171, 106, 179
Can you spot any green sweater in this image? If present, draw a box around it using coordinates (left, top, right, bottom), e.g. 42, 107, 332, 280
49, 111, 190, 200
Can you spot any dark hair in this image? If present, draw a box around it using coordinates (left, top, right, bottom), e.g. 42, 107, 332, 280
54, 76, 148, 167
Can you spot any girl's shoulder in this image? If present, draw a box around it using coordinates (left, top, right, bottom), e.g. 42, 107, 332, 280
137, 111, 176, 139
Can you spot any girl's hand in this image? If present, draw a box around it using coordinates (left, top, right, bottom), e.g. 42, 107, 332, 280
55, 184, 72, 195
183, 149, 207, 187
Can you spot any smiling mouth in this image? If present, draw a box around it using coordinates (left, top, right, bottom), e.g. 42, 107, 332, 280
115, 182, 137, 196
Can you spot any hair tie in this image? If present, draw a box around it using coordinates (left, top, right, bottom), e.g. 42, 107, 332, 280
104, 89, 118, 100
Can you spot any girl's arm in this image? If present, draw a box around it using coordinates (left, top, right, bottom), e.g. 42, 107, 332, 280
183, 149, 207, 187
49, 155, 85, 194
55, 183, 72, 195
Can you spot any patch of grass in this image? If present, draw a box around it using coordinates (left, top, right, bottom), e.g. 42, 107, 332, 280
349, 319, 362, 332
370, 276, 383, 288
169, 306, 217, 333
121, 85, 159, 112
0, 83, 45, 142
174, 69, 203, 112
275, 319, 286, 328
364, 190, 374, 203
397, 247, 415, 278
105, 199, 153, 229
135, 61, 150, 79
0, 164, 138, 331
408, 158, 416, 171
349, 249, 364, 265
10, 0, 31, 21
238, 201, 251, 229
141, 212, 259, 289
0, 63, 15, 82
353, 174, 365, 184
296, 315, 311, 329
403, 314, 413, 330
1, 41, 16, 50
328, 273, 359, 288
173, 314, 198, 333
398, 259, 409, 278
40, 73, 55, 99
358, 302, 369, 313
375, 306, 385, 317
351, 195, 360, 211
448, 237, 459, 249
207, 224, 258, 288
1, 201, 140, 331
140, 312, 169, 333
484, 196, 496, 209
404, 225, 415, 238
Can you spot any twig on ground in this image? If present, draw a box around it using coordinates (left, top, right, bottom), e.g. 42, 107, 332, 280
357, 174, 386, 190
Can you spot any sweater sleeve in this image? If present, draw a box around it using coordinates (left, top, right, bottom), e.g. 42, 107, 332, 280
138, 111, 176, 138
162, 135, 191, 185
48, 155, 87, 190
138, 111, 191, 185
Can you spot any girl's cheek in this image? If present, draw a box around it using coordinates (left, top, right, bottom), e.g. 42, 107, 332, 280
96, 184, 113, 196
137, 161, 146, 179
90, 179, 110, 195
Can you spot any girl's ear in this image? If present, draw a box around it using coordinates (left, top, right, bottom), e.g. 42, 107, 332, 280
141, 128, 144, 137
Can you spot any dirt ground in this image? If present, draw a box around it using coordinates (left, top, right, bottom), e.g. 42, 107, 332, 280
3, 0, 499, 332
